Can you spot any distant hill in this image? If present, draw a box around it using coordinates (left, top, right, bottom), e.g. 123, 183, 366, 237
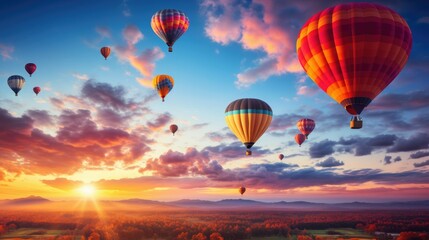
1, 195, 51, 205
1, 196, 428, 211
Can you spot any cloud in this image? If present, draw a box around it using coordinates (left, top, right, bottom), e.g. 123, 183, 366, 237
414, 160, 429, 168
203, 141, 272, 160
114, 26, 164, 88
387, 133, 429, 153
0, 43, 14, 60
122, 0, 131, 17
309, 140, 336, 158
417, 16, 429, 24
122, 25, 143, 45
141, 148, 213, 177
147, 113, 172, 130
81, 80, 136, 111
394, 156, 402, 162
95, 26, 112, 39
26, 110, 54, 127
368, 89, 429, 111
42, 178, 83, 191
201, 0, 327, 87
72, 73, 90, 81
383, 156, 393, 165
316, 157, 344, 168
297, 85, 319, 96
410, 151, 429, 159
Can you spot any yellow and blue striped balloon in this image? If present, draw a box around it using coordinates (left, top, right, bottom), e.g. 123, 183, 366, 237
153, 74, 174, 102
7, 75, 26, 96
225, 98, 273, 156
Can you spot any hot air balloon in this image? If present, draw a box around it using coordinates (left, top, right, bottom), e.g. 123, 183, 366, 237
151, 9, 190, 52
170, 124, 178, 136
25, 63, 37, 77
225, 98, 273, 156
153, 74, 174, 102
296, 3, 412, 129
295, 134, 305, 147
297, 118, 315, 139
239, 186, 246, 195
278, 154, 284, 161
7, 75, 25, 96
33, 86, 41, 96
100, 47, 110, 60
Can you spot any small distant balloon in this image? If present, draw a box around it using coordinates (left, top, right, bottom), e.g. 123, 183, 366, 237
170, 124, 178, 136
239, 186, 246, 195
153, 74, 174, 102
297, 118, 315, 139
295, 134, 306, 147
33, 86, 41, 96
100, 47, 111, 60
278, 154, 284, 161
25, 63, 37, 77
7, 75, 25, 96
151, 9, 190, 52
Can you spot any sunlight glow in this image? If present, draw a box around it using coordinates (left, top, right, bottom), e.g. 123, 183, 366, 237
79, 185, 96, 197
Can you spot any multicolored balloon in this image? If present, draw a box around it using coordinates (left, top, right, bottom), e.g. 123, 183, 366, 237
100, 47, 111, 60
25, 63, 37, 77
297, 118, 315, 139
151, 9, 190, 52
153, 74, 174, 102
296, 3, 412, 129
295, 134, 306, 147
225, 98, 273, 156
239, 186, 246, 195
7, 75, 25, 96
33, 86, 41, 96
170, 124, 178, 136
278, 154, 284, 161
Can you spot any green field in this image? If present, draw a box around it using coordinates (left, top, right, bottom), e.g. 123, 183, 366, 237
0, 228, 81, 240
307, 228, 375, 239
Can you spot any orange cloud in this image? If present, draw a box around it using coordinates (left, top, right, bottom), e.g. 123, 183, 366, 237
114, 25, 164, 88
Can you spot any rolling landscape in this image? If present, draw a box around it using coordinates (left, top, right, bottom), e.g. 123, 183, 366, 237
1, 0, 429, 239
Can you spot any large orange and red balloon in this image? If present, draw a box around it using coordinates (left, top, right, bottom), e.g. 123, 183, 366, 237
225, 98, 273, 156
151, 9, 190, 52
100, 47, 111, 60
297, 118, 315, 139
25, 63, 37, 77
296, 3, 412, 129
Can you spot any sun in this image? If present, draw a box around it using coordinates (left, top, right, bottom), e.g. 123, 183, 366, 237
79, 185, 96, 197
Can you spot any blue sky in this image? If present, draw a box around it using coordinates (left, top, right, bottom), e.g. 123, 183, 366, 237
0, 0, 428, 202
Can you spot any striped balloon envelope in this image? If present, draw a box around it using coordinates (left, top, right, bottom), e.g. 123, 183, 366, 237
7, 75, 25, 96
153, 74, 174, 102
225, 98, 273, 156
296, 3, 412, 129
151, 9, 190, 52
297, 118, 315, 139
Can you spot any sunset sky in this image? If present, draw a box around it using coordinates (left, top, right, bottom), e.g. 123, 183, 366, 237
0, 0, 428, 203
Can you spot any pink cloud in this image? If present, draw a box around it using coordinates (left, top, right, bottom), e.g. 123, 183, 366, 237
147, 112, 172, 130
115, 25, 164, 88
95, 26, 112, 39
0, 43, 14, 60
201, 0, 327, 87
297, 85, 319, 96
